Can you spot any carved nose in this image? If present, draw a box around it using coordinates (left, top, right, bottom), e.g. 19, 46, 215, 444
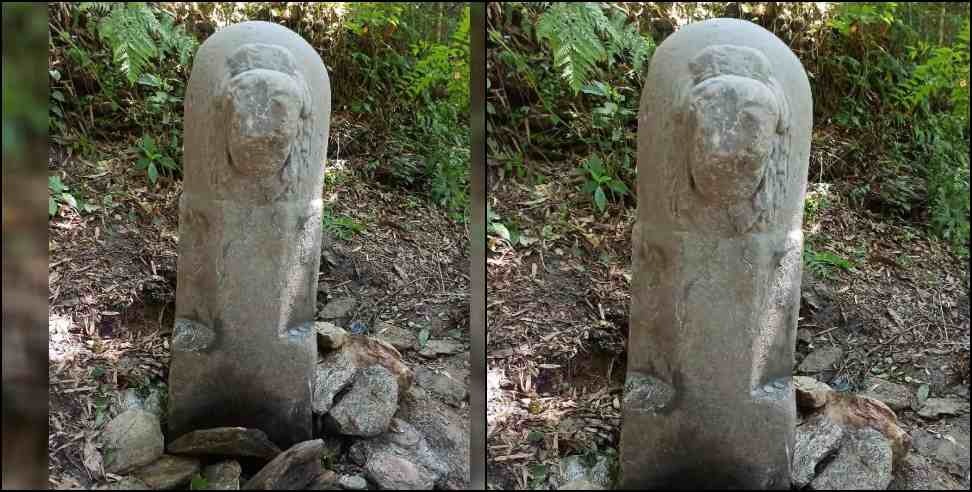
225, 68, 304, 177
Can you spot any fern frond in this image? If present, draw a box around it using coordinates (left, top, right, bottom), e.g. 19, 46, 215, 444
97, 3, 160, 84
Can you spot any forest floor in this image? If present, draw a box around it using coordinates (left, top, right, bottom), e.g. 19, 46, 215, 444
46, 114, 471, 489
485, 128, 971, 489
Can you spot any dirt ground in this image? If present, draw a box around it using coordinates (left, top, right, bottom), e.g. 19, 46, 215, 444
46, 114, 470, 489
485, 129, 971, 489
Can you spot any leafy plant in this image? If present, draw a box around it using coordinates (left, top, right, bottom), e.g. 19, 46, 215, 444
135, 135, 178, 185
804, 246, 854, 279
580, 154, 628, 213
48, 175, 78, 217
322, 212, 365, 241
189, 474, 208, 490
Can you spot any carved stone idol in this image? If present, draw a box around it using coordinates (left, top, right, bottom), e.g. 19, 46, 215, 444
621, 19, 811, 489
168, 21, 330, 448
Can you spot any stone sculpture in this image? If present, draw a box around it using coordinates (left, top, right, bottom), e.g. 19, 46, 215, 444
168, 21, 330, 448
620, 18, 811, 489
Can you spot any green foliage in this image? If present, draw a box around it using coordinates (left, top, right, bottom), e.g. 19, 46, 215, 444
135, 135, 179, 185
804, 247, 854, 279
322, 212, 365, 241
49, 175, 77, 217
536, 2, 653, 93
189, 474, 208, 490
580, 154, 628, 213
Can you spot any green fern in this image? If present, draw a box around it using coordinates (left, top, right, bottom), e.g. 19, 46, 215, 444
90, 3, 196, 85
536, 3, 653, 93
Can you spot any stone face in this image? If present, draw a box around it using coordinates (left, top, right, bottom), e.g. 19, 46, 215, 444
202, 460, 242, 490
336, 474, 367, 490
798, 346, 843, 373
414, 367, 467, 407
888, 453, 964, 490
911, 429, 971, 478
318, 297, 357, 321
96, 477, 152, 490
375, 322, 416, 352
621, 18, 811, 490
167, 427, 282, 459
811, 428, 894, 490
134, 454, 201, 490
316, 322, 348, 351
917, 397, 970, 419
794, 376, 834, 410
555, 454, 614, 490
417, 339, 464, 358
243, 439, 323, 490
101, 409, 165, 474
326, 365, 399, 437
397, 386, 470, 489
860, 377, 913, 411
821, 394, 911, 462
168, 21, 330, 448
791, 414, 843, 488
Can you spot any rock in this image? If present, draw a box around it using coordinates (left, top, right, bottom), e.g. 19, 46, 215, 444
319, 297, 357, 320
821, 393, 911, 462
374, 322, 416, 352
797, 328, 814, 345
243, 439, 323, 490
888, 453, 964, 490
791, 414, 844, 488
337, 474, 367, 490
349, 418, 447, 489
555, 454, 613, 489
100, 409, 164, 474
910, 429, 971, 478
316, 322, 348, 351
167, 427, 282, 459
396, 386, 470, 489
917, 397, 970, 419
134, 455, 201, 489
798, 346, 843, 373
417, 339, 464, 359
559, 479, 605, 490
95, 477, 152, 490
794, 376, 834, 411
811, 428, 893, 490
202, 460, 242, 490
346, 335, 413, 391
305, 470, 339, 490
860, 377, 913, 411
414, 367, 467, 407
326, 365, 399, 437
313, 350, 358, 414
115, 388, 164, 417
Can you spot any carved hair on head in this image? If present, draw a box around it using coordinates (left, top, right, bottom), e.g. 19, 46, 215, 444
222, 43, 312, 118
683, 44, 789, 134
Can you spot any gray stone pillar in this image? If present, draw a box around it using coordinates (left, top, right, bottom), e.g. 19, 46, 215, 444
168, 21, 330, 448
621, 19, 811, 489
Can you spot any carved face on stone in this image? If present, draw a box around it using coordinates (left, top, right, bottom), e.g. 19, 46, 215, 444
682, 45, 788, 208
222, 43, 311, 178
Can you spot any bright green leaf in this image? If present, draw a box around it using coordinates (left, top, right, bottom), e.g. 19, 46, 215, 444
593, 186, 607, 212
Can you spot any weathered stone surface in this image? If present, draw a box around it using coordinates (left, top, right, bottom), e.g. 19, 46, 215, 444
167, 427, 282, 459
101, 409, 165, 474
911, 429, 971, 478
794, 376, 834, 410
821, 394, 911, 462
202, 460, 242, 490
337, 474, 367, 490
318, 297, 357, 321
95, 477, 152, 490
860, 377, 913, 411
345, 335, 414, 391
620, 18, 811, 490
316, 322, 348, 351
889, 453, 965, 490
811, 428, 893, 490
917, 397, 970, 419
168, 21, 330, 448
414, 367, 467, 407
374, 321, 416, 352
304, 470, 339, 490
555, 454, 614, 490
791, 414, 844, 488
560, 478, 605, 490
417, 339, 464, 359
397, 385, 470, 489
115, 387, 165, 417
798, 346, 843, 373
134, 454, 201, 489
326, 365, 399, 437
313, 349, 358, 414
349, 418, 448, 490
243, 439, 323, 490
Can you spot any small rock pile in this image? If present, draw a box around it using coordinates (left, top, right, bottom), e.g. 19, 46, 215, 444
92, 322, 469, 490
